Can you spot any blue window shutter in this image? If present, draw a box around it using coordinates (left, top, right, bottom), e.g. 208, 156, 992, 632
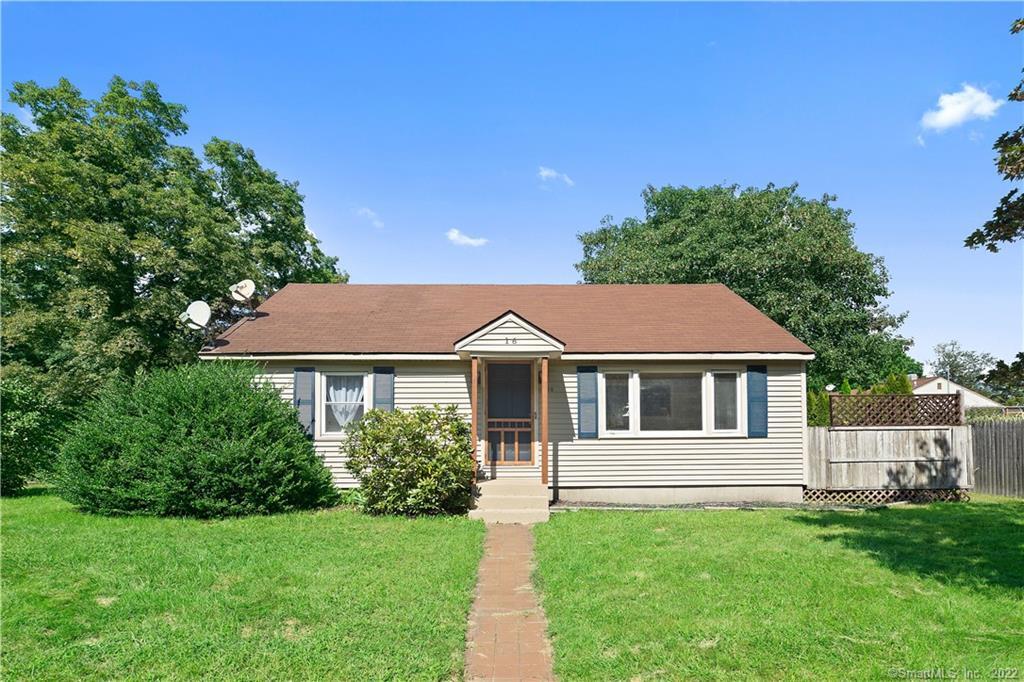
747, 365, 768, 438
373, 367, 395, 411
293, 367, 315, 437
577, 366, 598, 439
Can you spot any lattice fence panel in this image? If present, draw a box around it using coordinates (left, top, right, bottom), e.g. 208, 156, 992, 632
829, 394, 961, 427
803, 488, 969, 505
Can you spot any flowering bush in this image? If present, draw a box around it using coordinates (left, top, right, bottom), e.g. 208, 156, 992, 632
344, 404, 474, 516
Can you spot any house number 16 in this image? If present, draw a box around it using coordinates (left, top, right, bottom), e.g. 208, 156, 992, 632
504, 337, 517, 344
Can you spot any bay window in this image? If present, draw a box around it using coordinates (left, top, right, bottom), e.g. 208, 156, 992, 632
597, 369, 745, 436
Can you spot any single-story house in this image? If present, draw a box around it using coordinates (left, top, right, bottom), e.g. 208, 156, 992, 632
911, 375, 1003, 409
201, 283, 815, 505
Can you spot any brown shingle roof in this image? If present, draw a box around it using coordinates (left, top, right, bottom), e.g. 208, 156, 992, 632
205, 284, 814, 355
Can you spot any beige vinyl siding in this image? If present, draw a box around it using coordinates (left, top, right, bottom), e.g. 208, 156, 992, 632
394, 363, 472, 415
254, 362, 295, 403
253, 363, 366, 484
258, 362, 475, 487
254, 359, 807, 489
459, 319, 560, 354
551, 361, 806, 487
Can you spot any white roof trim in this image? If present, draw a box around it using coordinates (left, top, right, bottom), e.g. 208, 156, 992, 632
200, 353, 462, 361
560, 352, 815, 361
453, 311, 565, 353
201, 351, 813, 362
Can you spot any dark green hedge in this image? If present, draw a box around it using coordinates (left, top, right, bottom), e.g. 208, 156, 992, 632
57, 362, 337, 517
1, 374, 58, 495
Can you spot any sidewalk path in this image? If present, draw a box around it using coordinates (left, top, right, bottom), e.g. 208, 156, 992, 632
464, 524, 555, 682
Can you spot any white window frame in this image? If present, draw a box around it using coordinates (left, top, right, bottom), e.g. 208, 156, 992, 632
317, 371, 372, 440
597, 371, 634, 436
597, 367, 748, 438
710, 370, 744, 435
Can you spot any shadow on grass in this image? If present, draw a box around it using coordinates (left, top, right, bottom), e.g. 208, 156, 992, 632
2, 484, 54, 499
793, 499, 1024, 592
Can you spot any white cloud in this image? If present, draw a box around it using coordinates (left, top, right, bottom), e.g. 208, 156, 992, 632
915, 134, 926, 147
920, 84, 1004, 132
446, 228, 488, 247
355, 207, 384, 229
537, 166, 574, 187
8, 104, 36, 130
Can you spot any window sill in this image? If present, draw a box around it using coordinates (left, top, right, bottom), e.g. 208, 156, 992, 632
596, 431, 748, 439
316, 432, 351, 442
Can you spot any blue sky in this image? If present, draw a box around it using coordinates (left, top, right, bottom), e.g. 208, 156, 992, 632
3, 2, 1021, 365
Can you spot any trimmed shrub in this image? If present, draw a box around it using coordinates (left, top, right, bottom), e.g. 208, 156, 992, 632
871, 373, 914, 395
1, 375, 58, 495
807, 389, 831, 426
57, 362, 338, 518
344, 404, 474, 516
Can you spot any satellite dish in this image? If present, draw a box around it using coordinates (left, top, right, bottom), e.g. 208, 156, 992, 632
180, 300, 211, 330
229, 279, 256, 302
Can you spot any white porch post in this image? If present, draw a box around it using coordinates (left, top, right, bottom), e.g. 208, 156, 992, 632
471, 355, 479, 483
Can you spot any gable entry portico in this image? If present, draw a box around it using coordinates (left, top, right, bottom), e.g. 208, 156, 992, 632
455, 311, 564, 486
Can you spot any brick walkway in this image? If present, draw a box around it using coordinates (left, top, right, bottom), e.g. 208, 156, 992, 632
464, 524, 555, 682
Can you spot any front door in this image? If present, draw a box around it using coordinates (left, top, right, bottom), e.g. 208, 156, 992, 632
486, 363, 533, 464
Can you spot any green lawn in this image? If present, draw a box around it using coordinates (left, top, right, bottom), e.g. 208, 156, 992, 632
534, 497, 1024, 681
1, 491, 485, 681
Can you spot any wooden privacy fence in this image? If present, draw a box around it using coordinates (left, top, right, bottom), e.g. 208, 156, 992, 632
972, 422, 1024, 497
806, 426, 973, 504
829, 394, 962, 427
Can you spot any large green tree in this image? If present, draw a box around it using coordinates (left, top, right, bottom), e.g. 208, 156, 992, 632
576, 184, 920, 388
1, 77, 345, 407
981, 352, 1024, 404
929, 341, 996, 392
965, 18, 1024, 251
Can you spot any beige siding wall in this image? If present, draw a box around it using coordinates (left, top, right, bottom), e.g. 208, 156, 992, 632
255, 362, 295, 403
256, 361, 474, 487
254, 359, 807, 489
459, 319, 560, 354
550, 361, 806, 487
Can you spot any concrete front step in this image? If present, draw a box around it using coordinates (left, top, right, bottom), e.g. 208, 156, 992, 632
471, 479, 550, 523
468, 508, 550, 524
473, 494, 549, 511
476, 479, 548, 492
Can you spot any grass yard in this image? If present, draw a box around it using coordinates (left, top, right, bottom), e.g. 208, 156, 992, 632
534, 496, 1024, 681
1, 491, 485, 681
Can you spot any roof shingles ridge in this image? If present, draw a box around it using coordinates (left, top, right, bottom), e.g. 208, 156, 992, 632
205, 282, 814, 355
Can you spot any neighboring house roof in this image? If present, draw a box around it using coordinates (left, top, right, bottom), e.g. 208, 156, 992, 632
911, 376, 1003, 407
204, 283, 814, 356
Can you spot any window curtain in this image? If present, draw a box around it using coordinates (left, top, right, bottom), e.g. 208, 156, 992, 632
327, 376, 364, 425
